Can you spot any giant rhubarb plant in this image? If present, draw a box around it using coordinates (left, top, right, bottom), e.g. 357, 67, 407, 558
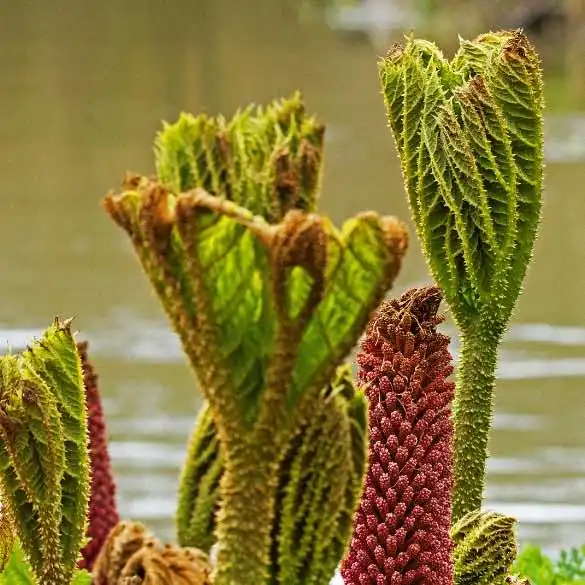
0, 319, 91, 585
379, 30, 544, 520
342, 286, 455, 585
103, 94, 408, 584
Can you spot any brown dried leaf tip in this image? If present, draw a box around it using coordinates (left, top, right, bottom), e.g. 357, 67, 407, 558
93, 521, 211, 585
342, 286, 455, 585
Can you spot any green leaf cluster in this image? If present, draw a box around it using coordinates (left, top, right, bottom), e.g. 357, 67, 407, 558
513, 545, 585, 585
0, 320, 90, 585
451, 510, 518, 585
155, 91, 325, 223
379, 29, 544, 332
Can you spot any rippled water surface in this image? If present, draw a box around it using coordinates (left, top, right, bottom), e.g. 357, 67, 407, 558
1, 0, 585, 553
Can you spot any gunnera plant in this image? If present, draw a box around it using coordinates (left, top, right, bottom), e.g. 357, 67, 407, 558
342, 286, 455, 585
0, 319, 92, 585
103, 93, 409, 585
378, 30, 545, 520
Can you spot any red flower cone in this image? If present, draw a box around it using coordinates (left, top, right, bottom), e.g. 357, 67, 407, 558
77, 341, 120, 571
342, 286, 455, 585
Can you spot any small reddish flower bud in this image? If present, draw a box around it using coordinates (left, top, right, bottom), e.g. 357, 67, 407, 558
77, 342, 120, 570
342, 287, 455, 585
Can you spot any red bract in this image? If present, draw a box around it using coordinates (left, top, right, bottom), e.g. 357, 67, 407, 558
342, 286, 455, 585
77, 341, 120, 571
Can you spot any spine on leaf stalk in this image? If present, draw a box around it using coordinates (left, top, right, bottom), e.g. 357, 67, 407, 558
104, 93, 408, 585
378, 30, 544, 520
342, 286, 455, 585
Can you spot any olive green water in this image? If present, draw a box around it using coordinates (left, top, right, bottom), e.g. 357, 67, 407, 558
1, 0, 585, 553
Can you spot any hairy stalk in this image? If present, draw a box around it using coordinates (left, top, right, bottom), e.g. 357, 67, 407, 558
379, 31, 544, 519
104, 94, 407, 584
452, 329, 499, 520
214, 441, 279, 584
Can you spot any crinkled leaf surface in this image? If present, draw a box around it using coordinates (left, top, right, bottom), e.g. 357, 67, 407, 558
0, 542, 35, 585
155, 92, 325, 222
380, 30, 543, 330
0, 320, 89, 585
104, 182, 406, 433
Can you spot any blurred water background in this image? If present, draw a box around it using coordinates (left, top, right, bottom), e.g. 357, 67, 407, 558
1, 0, 585, 555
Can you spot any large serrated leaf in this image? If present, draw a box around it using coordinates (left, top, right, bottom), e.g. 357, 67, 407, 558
379, 30, 543, 331
0, 320, 89, 585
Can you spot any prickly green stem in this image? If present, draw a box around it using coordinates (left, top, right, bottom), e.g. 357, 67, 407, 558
105, 94, 407, 585
452, 327, 499, 521
451, 510, 518, 585
379, 30, 544, 519
176, 365, 367, 585
0, 319, 90, 585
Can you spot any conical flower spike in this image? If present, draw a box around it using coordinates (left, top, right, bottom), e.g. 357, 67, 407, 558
451, 510, 518, 585
77, 342, 119, 571
104, 94, 408, 584
342, 286, 455, 585
0, 319, 90, 585
379, 30, 544, 519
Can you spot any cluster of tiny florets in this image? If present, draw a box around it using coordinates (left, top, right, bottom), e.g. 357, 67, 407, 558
77, 342, 120, 570
342, 286, 455, 585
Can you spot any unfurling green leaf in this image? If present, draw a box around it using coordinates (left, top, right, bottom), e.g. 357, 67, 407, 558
104, 182, 406, 435
155, 92, 325, 223
379, 30, 544, 520
451, 510, 518, 585
380, 30, 543, 331
0, 319, 90, 585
